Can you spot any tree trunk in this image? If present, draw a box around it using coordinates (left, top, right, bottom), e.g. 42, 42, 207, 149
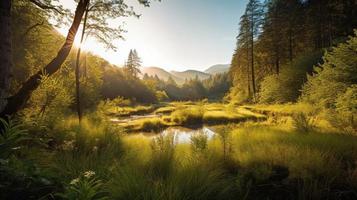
0, 0, 12, 114
246, 45, 251, 97
0, 0, 90, 118
75, 5, 89, 123
250, 17, 256, 102
288, 29, 293, 62
275, 53, 280, 74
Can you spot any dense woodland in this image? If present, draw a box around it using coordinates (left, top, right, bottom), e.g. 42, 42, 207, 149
230, 0, 357, 104
229, 0, 357, 132
0, 0, 357, 199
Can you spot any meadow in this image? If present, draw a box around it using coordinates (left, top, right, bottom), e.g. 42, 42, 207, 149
2, 101, 357, 199
1, 0, 356, 199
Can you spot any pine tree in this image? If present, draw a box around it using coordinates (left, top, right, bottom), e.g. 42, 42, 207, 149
124, 49, 142, 78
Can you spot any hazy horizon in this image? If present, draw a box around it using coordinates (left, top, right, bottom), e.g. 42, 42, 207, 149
58, 0, 247, 72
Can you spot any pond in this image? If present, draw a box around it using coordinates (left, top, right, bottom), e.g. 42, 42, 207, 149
133, 126, 216, 144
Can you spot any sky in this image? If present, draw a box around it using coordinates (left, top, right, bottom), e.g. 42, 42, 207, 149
59, 0, 248, 72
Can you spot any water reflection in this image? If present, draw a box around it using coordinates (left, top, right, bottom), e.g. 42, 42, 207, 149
155, 127, 216, 144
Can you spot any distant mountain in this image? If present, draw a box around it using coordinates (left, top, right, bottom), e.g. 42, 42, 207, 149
140, 67, 217, 84
204, 64, 230, 75
140, 67, 183, 83
171, 70, 211, 81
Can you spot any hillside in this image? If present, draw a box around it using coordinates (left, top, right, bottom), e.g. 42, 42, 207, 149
204, 64, 230, 75
140, 67, 212, 84
171, 70, 211, 81
140, 67, 183, 83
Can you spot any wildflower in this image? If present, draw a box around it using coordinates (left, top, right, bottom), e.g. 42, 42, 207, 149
83, 170, 96, 178
70, 178, 79, 185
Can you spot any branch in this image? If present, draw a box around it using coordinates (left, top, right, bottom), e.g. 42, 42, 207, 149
23, 21, 45, 37
29, 0, 63, 14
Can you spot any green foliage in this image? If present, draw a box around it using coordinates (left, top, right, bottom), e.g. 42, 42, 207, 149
292, 112, 315, 133
0, 118, 28, 158
138, 118, 167, 132
124, 49, 142, 78
190, 132, 208, 153
302, 31, 357, 108
215, 126, 233, 160
59, 171, 108, 200
170, 107, 204, 126
149, 135, 176, 180
51, 117, 124, 180
259, 51, 323, 104
325, 85, 357, 134
101, 67, 157, 103
155, 90, 169, 102
21, 73, 73, 127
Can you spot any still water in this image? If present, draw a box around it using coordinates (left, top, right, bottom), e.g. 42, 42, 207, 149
135, 126, 216, 144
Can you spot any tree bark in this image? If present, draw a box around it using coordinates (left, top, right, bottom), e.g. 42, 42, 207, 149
250, 16, 256, 102
75, 5, 89, 123
0, 0, 90, 118
0, 0, 12, 115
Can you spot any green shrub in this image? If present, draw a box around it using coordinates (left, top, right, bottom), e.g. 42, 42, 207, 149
190, 132, 208, 153
58, 171, 108, 200
259, 51, 323, 104
0, 118, 29, 158
301, 30, 357, 108
292, 112, 315, 133
51, 117, 124, 180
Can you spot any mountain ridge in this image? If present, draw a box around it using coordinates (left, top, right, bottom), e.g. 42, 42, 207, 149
140, 64, 230, 84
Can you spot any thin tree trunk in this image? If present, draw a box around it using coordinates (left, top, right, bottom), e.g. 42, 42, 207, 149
75, 5, 89, 123
288, 29, 293, 62
0, 0, 90, 118
246, 46, 251, 97
0, 0, 12, 114
275, 53, 280, 74
250, 17, 256, 102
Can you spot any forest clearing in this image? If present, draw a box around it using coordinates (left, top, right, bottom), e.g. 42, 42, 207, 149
1, 0, 357, 199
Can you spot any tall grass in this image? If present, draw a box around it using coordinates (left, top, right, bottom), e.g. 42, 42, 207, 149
170, 106, 204, 126
3, 113, 357, 199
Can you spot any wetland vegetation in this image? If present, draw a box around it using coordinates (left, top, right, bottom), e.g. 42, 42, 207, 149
1, 0, 357, 199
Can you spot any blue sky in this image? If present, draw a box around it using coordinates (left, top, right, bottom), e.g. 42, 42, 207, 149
61, 0, 248, 71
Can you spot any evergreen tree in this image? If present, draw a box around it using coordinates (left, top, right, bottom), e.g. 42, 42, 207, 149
245, 0, 264, 100
124, 49, 142, 78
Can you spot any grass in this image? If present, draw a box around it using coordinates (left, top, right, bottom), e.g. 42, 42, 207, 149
2, 113, 357, 199
246, 103, 316, 116
104, 105, 156, 117
119, 102, 267, 132
136, 118, 168, 132
170, 106, 204, 126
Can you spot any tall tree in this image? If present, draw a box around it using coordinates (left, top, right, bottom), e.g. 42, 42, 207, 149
74, 0, 139, 122
245, 0, 264, 101
124, 49, 142, 78
0, 0, 153, 118
1, 0, 90, 118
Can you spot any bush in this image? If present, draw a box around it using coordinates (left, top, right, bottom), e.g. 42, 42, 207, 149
334, 85, 357, 133
292, 112, 315, 133
301, 30, 357, 108
156, 90, 169, 102
190, 132, 208, 153
58, 171, 108, 200
259, 51, 323, 104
